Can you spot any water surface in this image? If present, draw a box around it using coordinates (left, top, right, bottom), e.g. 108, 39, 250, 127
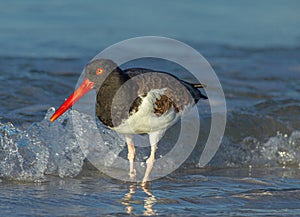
0, 1, 300, 216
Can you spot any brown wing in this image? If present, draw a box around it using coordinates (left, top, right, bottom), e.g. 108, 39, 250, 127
123, 69, 196, 114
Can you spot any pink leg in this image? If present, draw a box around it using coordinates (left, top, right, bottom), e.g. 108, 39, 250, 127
142, 130, 165, 185
126, 135, 136, 178
142, 143, 157, 184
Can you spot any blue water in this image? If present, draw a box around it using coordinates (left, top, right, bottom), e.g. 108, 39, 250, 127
1, 0, 300, 58
1, 1, 300, 216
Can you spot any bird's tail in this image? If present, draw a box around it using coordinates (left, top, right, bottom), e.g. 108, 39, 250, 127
192, 83, 206, 88
188, 83, 208, 100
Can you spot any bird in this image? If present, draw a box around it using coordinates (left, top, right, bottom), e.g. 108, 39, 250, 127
50, 59, 207, 183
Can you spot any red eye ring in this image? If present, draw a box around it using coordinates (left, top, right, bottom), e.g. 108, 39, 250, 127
96, 67, 104, 75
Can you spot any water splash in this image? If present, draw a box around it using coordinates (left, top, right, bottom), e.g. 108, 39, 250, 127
1, 107, 300, 181
0, 108, 88, 181
0, 107, 129, 182
0, 122, 48, 181
215, 131, 300, 168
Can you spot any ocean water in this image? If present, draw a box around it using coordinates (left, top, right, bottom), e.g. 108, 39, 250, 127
1, 1, 300, 216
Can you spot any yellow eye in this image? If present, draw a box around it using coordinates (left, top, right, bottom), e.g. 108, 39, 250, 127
96, 67, 104, 75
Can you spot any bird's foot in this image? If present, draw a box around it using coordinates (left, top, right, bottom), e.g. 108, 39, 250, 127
128, 169, 136, 179
128, 159, 136, 179
141, 180, 152, 188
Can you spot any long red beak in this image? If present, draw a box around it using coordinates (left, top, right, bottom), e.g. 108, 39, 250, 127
50, 78, 95, 122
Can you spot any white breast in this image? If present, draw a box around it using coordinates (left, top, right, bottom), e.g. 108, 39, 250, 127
112, 88, 184, 134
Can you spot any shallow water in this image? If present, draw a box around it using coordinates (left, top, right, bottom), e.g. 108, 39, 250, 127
1, 1, 300, 216
1, 46, 299, 216
1, 168, 300, 216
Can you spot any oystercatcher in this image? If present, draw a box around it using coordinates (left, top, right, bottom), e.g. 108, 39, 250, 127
50, 59, 207, 183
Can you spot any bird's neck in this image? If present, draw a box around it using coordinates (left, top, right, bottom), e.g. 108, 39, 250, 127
95, 69, 130, 127
97, 69, 127, 93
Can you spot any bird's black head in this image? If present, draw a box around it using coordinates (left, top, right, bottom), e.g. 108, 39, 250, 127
50, 58, 121, 122
85, 59, 121, 89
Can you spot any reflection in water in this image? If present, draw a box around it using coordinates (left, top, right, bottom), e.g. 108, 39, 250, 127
121, 184, 157, 216
143, 185, 157, 216
121, 185, 135, 214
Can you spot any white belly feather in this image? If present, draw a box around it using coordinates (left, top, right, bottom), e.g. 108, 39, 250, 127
112, 88, 184, 134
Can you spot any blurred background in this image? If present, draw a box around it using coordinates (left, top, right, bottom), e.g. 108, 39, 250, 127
0, 0, 299, 57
